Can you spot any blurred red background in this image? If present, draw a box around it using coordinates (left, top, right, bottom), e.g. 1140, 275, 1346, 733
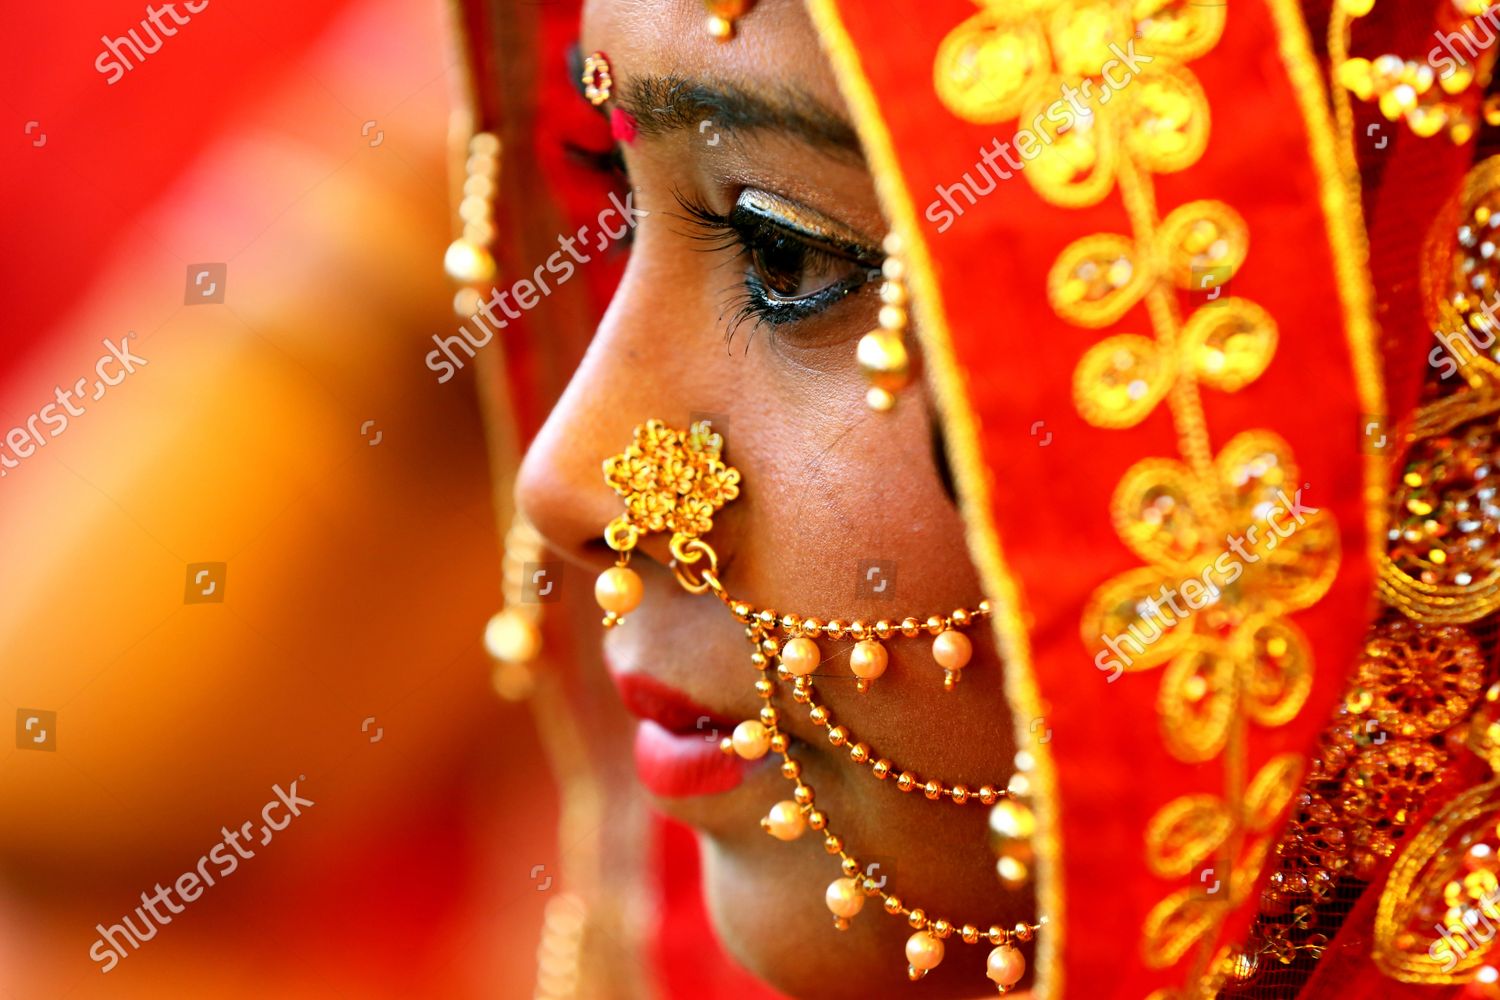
0, 1, 560, 995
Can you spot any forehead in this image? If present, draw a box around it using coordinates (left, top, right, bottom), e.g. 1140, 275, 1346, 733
580, 0, 844, 111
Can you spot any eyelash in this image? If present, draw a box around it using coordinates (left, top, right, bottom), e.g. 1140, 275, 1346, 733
671, 191, 876, 351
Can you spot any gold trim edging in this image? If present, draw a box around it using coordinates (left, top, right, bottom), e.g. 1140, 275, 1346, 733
801, 2, 1062, 996
1265, 0, 1388, 570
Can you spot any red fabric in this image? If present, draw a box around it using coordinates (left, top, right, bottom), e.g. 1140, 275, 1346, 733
825, 1, 1437, 994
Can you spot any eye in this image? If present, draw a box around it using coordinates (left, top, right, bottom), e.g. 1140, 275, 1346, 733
748, 225, 865, 301
674, 188, 882, 346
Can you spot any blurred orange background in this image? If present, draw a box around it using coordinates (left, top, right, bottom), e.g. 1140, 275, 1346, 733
0, 0, 558, 995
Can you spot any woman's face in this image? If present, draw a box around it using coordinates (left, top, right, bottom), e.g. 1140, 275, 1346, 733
517, 1, 1030, 995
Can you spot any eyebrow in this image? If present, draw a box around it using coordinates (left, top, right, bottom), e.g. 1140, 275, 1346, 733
599, 69, 864, 162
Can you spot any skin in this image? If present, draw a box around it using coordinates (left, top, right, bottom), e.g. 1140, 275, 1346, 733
516, 0, 1031, 996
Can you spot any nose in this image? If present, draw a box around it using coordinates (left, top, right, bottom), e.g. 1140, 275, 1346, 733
515, 261, 719, 576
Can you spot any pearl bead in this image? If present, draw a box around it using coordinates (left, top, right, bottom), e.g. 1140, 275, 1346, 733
764, 800, 806, 841
781, 637, 821, 676
594, 566, 643, 614
932, 629, 972, 670
483, 608, 540, 663
905, 931, 945, 970
850, 640, 889, 680
825, 877, 865, 918
730, 720, 770, 760
987, 944, 1026, 987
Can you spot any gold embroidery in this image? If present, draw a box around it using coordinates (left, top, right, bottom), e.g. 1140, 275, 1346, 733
1352, 621, 1485, 738
934, 0, 1347, 973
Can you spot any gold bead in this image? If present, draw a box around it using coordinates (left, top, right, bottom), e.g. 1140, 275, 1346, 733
932, 919, 952, 939
824, 620, 846, 641
719, 736, 734, 755
1014, 923, 1034, 943
923, 780, 943, 800
880, 280, 908, 306
781, 759, 801, 779
873, 759, 892, 779
828, 726, 849, 747
849, 743, 871, 764
443, 237, 496, 284
794, 784, 815, 805
594, 565, 644, 615
900, 617, 921, 638
897, 771, 917, 792
952, 608, 971, 627
907, 908, 927, 929
874, 620, 894, 640
779, 613, 801, 632
483, 608, 541, 664
755, 679, 773, 698
757, 609, 777, 629
962, 924, 980, 944
841, 857, 861, 877
770, 734, 789, 753
857, 330, 909, 391
925, 615, 945, 636
731, 602, 752, 620
759, 706, 779, 727
878, 304, 907, 332
979, 785, 999, 805
808, 810, 826, 831
705, 13, 732, 39
809, 706, 830, 726
988, 925, 1006, 945
882, 255, 905, 281
761, 637, 780, 657
951, 784, 969, 804
884, 895, 903, 914
824, 834, 843, 854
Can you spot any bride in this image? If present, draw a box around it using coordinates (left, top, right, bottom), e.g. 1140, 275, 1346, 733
454, 0, 1500, 996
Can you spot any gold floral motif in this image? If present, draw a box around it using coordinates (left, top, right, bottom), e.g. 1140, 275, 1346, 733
1353, 621, 1486, 738
1083, 433, 1338, 767
602, 419, 741, 546
936, 0, 1220, 208
1142, 755, 1304, 968
1048, 232, 1149, 328
1072, 334, 1175, 428
1181, 300, 1279, 394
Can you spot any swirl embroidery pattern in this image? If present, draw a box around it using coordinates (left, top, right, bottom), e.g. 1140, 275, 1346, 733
933, 0, 1341, 976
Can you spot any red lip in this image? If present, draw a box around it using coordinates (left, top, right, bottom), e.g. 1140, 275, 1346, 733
610, 669, 755, 798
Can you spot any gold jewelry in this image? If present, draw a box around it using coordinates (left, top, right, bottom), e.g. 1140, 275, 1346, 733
444, 131, 500, 296
581, 51, 613, 106
595, 420, 1041, 993
858, 232, 912, 412
484, 513, 545, 701
704, 0, 753, 42
594, 419, 740, 626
